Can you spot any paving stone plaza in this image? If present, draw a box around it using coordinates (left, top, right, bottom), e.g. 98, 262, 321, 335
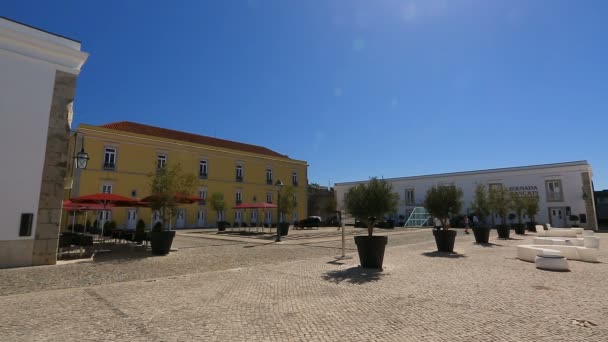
1, 227, 606, 341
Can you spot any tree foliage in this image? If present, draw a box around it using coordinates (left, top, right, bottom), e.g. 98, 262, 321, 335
278, 185, 297, 222
488, 186, 510, 226
148, 163, 198, 229
343, 178, 399, 236
523, 195, 540, 223
509, 192, 526, 224
209, 192, 226, 222
424, 185, 463, 230
470, 184, 490, 221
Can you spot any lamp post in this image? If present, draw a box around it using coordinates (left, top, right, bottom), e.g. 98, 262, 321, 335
275, 179, 284, 242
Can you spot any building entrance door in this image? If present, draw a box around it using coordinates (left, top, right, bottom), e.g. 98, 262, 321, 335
197, 209, 206, 227
126, 209, 137, 229
175, 209, 186, 228
549, 207, 566, 228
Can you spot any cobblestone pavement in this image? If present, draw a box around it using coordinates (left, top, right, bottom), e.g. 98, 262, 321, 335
1, 229, 607, 341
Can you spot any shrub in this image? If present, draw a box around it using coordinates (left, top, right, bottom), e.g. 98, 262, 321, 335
152, 221, 163, 232
344, 178, 399, 236
424, 185, 463, 230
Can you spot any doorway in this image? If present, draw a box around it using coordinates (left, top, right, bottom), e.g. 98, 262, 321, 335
549, 207, 567, 228
126, 209, 137, 229
175, 209, 186, 228
197, 209, 206, 227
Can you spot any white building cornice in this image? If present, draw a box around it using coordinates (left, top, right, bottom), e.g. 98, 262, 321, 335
0, 17, 88, 75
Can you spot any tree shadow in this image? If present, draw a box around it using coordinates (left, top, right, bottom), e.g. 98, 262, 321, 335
322, 266, 384, 284
421, 251, 467, 258
475, 242, 502, 247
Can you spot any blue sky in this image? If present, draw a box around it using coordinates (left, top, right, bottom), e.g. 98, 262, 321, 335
4, 0, 607, 189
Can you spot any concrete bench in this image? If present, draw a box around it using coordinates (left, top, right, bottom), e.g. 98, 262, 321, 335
518, 244, 597, 263
533, 237, 584, 247
536, 225, 578, 238
545, 224, 584, 235
535, 254, 569, 271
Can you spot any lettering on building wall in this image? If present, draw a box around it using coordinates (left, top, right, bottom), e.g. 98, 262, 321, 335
508, 185, 539, 197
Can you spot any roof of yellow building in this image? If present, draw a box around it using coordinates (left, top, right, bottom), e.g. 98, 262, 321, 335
100, 121, 289, 159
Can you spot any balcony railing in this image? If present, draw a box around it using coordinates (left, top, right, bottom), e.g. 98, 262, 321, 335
292, 181, 298, 187
103, 162, 116, 170
198, 199, 206, 206
199, 172, 208, 179
236, 199, 242, 205
236, 176, 243, 182
266, 179, 273, 185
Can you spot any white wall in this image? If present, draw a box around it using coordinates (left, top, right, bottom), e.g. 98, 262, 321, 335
335, 162, 592, 228
0, 49, 56, 240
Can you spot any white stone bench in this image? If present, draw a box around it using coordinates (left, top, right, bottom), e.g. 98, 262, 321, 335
536, 225, 578, 237
533, 237, 584, 247
518, 244, 598, 262
545, 224, 584, 235
535, 254, 569, 271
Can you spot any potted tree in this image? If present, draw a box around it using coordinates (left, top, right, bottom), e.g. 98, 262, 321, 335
344, 178, 399, 269
489, 186, 511, 239
148, 163, 197, 255
509, 192, 526, 234
523, 195, 540, 231
424, 185, 463, 252
278, 185, 297, 236
470, 184, 491, 244
134, 219, 146, 244
209, 192, 227, 232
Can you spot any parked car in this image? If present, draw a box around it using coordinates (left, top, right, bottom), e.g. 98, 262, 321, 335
295, 216, 321, 229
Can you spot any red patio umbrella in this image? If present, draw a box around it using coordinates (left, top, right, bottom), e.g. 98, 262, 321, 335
138, 193, 203, 206
232, 202, 277, 209
70, 193, 140, 236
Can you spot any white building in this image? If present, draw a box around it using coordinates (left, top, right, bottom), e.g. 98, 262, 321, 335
335, 161, 598, 230
0, 17, 88, 268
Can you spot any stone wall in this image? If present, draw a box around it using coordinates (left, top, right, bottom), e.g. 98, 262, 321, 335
581, 172, 598, 230
32, 70, 77, 266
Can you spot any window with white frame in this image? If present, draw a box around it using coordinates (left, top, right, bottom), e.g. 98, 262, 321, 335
405, 188, 415, 205
102, 184, 112, 193
235, 210, 242, 223
236, 191, 243, 204
265, 211, 272, 224
157, 154, 167, 169
292, 172, 298, 186
266, 192, 273, 204
198, 188, 207, 205
103, 147, 116, 170
546, 180, 563, 202
199, 160, 208, 178
251, 211, 258, 223
236, 165, 243, 181
266, 168, 273, 184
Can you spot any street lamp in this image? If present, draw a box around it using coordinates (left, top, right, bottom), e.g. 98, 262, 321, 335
75, 147, 89, 169
275, 179, 284, 242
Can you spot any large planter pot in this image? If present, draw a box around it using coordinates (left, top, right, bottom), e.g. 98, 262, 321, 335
217, 221, 226, 232
526, 222, 537, 232
496, 225, 510, 239
150, 230, 176, 255
279, 222, 290, 236
513, 223, 526, 235
354, 235, 388, 269
433, 230, 457, 252
472, 226, 490, 244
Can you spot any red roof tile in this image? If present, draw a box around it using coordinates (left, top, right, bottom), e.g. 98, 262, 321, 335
99, 121, 289, 159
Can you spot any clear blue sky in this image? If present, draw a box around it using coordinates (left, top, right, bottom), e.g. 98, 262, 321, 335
4, 0, 607, 189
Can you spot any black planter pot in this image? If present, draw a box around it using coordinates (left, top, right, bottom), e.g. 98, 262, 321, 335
496, 225, 510, 239
526, 222, 537, 232
354, 235, 388, 269
513, 223, 526, 235
150, 230, 176, 255
433, 230, 457, 252
472, 226, 490, 244
279, 222, 290, 236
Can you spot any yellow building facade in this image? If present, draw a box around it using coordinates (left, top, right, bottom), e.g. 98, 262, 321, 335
65, 121, 308, 229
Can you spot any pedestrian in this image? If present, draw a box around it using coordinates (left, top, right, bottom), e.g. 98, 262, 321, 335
434, 217, 442, 230
472, 214, 479, 228
464, 215, 470, 234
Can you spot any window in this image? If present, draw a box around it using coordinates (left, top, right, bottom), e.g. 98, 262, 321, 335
236, 191, 243, 204
199, 160, 208, 178
405, 188, 415, 205
292, 172, 298, 186
198, 188, 207, 205
266, 168, 273, 185
266, 193, 273, 204
103, 147, 116, 170
293, 194, 298, 207
546, 180, 563, 202
157, 154, 167, 169
102, 184, 112, 193
579, 214, 587, 224
236, 165, 243, 182
131, 190, 137, 198
488, 183, 503, 192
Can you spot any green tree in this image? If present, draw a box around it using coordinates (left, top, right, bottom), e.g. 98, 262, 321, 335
509, 192, 526, 225
278, 185, 297, 222
424, 185, 463, 230
488, 186, 510, 226
324, 196, 337, 215
343, 178, 399, 237
523, 195, 540, 224
470, 184, 490, 222
148, 163, 198, 229
209, 192, 227, 224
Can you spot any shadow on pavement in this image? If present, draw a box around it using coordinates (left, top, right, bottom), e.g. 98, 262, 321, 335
421, 251, 467, 258
91, 243, 155, 264
475, 242, 502, 247
321, 266, 384, 284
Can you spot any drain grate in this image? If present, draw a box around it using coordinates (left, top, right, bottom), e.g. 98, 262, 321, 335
571, 319, 597, 328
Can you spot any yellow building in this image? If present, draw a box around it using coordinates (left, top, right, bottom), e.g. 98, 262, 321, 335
65, 121, 308, 229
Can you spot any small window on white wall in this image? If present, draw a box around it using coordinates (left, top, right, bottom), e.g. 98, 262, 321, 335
546, 180, 563, 202
102, 184, 112, 193
405, 188, 415, 205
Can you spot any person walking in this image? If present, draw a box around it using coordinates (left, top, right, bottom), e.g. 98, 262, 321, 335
464, 215, 470, 234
